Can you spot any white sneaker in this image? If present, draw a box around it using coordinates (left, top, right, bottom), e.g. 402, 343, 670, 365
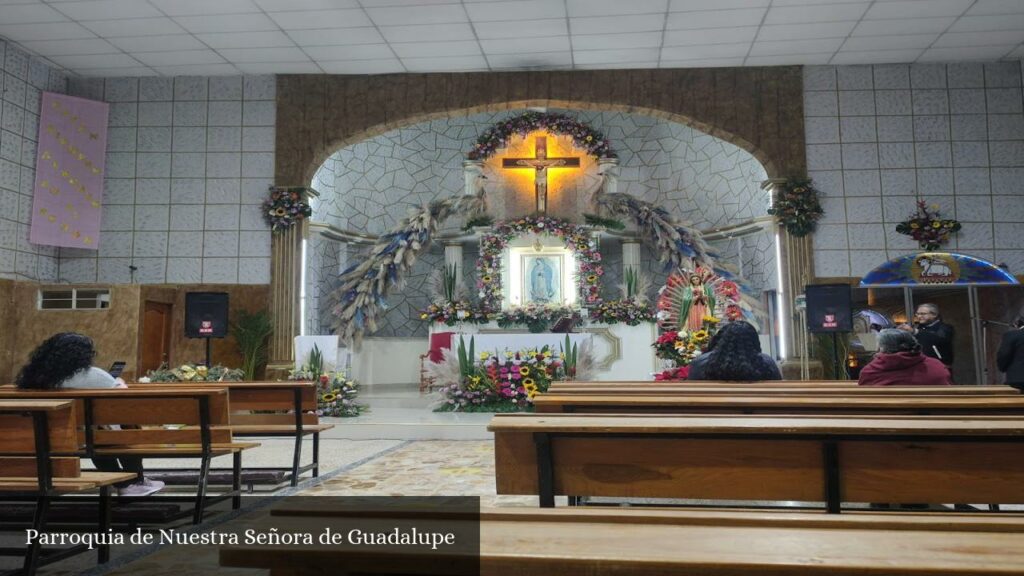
118, 482, 162, 497
141, 478, 165, 491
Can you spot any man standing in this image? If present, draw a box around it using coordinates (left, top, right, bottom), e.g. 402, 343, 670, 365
913, 303, 954, 367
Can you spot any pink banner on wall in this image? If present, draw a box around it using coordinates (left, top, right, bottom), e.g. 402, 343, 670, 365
30, 92, 109, 250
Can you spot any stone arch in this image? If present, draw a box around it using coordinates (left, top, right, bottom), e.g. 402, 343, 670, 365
303, 99, 781, 188
275, 68, 805, 190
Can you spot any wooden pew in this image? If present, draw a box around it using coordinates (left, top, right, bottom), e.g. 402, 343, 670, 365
532, 394, 1024, 414
0, 400, 135, 576
220, 506, 1024, 575
0, 388, 258, 524
489, 413, 1024, 510
129, 381, 333, 486
546, 383, 1020, 396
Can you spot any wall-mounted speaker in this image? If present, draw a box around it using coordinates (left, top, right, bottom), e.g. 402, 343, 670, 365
805, 284, 852, 333
185, 292, 229, 338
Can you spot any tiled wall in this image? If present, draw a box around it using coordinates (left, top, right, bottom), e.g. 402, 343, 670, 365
61, 75, 276, 285
805, 62, 1024, 278
0, 40, 69, 282
310, 109, 775, 337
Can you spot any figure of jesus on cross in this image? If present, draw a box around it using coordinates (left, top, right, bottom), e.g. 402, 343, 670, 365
502, 135, 580, 214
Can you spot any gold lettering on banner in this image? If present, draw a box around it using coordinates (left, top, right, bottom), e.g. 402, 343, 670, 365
41, 151, 51, 160
47, 215, 56, 223
39, 208, 48, 215
83, 236, 92, 245
60, 223, 69, 232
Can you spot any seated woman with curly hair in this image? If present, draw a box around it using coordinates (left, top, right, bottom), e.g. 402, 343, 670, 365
686, 320, 781, 381
17, 332, 164, 497
858, 328, 952, 386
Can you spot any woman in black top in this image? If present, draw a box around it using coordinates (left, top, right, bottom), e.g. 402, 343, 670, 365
687, 320, 781, 381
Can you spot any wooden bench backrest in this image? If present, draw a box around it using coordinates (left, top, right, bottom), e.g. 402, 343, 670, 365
0, 388, 232, 446
545, 385, 1020, 396
548, 381, 1019, 393
0, 400, 80, 477
533, 394, 1024, 414
127, 381, 319, 426
490, 413, 1024, 505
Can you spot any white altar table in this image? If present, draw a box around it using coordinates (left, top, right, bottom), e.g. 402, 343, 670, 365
450, 332, 592, 359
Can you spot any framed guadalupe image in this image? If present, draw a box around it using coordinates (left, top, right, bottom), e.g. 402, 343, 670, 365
522, 254, 563, 304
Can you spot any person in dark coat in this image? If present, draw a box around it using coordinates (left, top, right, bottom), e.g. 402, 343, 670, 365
686, 320, 781, 381
858, 329, 952, 386
912, 303, 954, 367
997, 315, 1024, 391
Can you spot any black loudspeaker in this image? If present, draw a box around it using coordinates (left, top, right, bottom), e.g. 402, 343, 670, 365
185, 292, 229, 338
806, 284, 852, 333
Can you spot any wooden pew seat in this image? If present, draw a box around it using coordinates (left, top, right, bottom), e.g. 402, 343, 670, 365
220, 506, 1024, 576
0, 388, 258, 524
490, 413, 1024, 510
0, 400, 136, 575
129, 381, 333, 486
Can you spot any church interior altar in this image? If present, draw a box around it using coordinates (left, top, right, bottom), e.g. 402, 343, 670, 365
305, 109, 781, 396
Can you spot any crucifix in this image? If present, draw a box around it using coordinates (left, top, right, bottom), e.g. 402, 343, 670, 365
502, 135, 580, 214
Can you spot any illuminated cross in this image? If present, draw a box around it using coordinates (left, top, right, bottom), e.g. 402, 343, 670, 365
502, 135, 580, 214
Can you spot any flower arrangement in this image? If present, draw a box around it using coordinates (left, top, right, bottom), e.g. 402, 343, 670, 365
895, 200, 961, 251
493, 304, 582, 333
144, 363, 244, 382
288, 368, 365, 418
589, 299, 655, 326
651, 316, 721, 382
419, 301, 489, 326
467, 111, 615, 161
767, 179, 824, 238
435, 339, 576, 412
264, 186, 313, 232
478, 216, 603, 311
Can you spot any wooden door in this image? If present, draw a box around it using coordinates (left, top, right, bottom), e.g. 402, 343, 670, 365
141, 301, 173, 375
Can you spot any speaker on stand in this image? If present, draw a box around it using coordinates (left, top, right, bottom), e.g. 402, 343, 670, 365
805, 284, 853, 380
185, 292, 229, 367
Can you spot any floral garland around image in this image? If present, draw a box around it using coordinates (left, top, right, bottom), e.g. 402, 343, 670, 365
264, 186, 313, 232
466, 111, 615, 161
142, 363, 244, 383
895, 200, 961, 251
289, 368, 365, 418
767, 179, 824, 238
477, 216, 603, 311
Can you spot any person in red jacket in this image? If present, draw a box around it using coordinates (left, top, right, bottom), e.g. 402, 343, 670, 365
858, 328, 952, 386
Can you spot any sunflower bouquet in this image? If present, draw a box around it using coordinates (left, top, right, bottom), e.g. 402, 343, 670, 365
314, 372, 363, 418
651, 316, 720, 381
895, 200, 961, 251
264, 186, 313, 232
436, 346, 570, 412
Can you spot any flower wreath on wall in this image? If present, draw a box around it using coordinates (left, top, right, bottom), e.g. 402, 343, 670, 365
264, 186, 313, 232
466, 111, 615, 161
766, 178, 823, 238
477, 216, 603, 312
895, 200, 961, 251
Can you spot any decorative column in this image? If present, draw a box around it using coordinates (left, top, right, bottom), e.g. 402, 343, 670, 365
598, 157, 619, 194
622, 240, 641, 274
267, 186, 318, 376
463, 159, 484, 196
444, 243, 463, 271
766, 179, 817, 376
